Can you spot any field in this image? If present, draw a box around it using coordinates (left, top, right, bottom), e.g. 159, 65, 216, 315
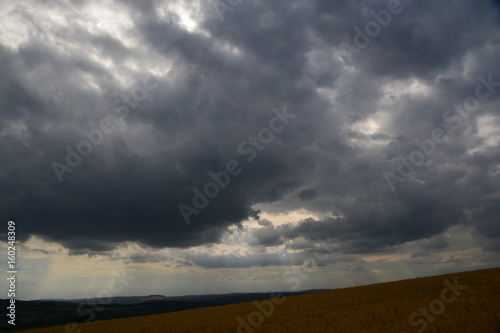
20, 267, 500, 333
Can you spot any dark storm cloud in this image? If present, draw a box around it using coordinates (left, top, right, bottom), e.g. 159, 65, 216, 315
1, 0, 499, 255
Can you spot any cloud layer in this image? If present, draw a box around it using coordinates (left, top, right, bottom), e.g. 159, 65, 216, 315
1, 0, 499, 259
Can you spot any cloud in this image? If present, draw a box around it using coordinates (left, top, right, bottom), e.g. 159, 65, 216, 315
248, 225, 285, 247
0, 0, 499, 258
186, 252, 299, 269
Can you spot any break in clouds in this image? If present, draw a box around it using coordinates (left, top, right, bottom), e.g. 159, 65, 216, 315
1, 0, 500, 261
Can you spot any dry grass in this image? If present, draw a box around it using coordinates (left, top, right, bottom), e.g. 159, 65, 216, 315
21, 267, 500, 333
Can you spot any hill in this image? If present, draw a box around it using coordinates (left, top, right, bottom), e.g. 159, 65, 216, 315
16, 267, 500, 333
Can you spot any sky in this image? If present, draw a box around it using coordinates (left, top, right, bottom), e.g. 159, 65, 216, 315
0, 0, 500, 300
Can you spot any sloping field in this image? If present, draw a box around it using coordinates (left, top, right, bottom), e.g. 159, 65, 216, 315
21, 267, 500, 333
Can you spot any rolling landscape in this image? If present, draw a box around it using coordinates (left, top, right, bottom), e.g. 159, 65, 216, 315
0, 290, 327, 331
6, 267, 500, 333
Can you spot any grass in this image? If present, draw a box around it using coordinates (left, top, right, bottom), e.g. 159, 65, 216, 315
20, 267, 500, 333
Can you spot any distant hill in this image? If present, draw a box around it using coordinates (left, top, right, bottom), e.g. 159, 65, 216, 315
16, 267, 500, 333
139, 294, 168, 302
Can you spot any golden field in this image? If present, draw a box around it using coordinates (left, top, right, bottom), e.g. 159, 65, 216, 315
20, 267, 500, 333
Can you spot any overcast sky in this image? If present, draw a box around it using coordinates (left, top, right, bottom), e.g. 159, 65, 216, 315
1, 0, 500, 300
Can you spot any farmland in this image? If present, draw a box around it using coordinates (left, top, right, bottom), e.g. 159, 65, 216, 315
20, 267, 500, 333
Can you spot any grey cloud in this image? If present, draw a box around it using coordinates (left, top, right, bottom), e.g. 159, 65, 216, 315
0, 0, 499, 257
248, 226, 285, 247
186, 252, 295, 269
